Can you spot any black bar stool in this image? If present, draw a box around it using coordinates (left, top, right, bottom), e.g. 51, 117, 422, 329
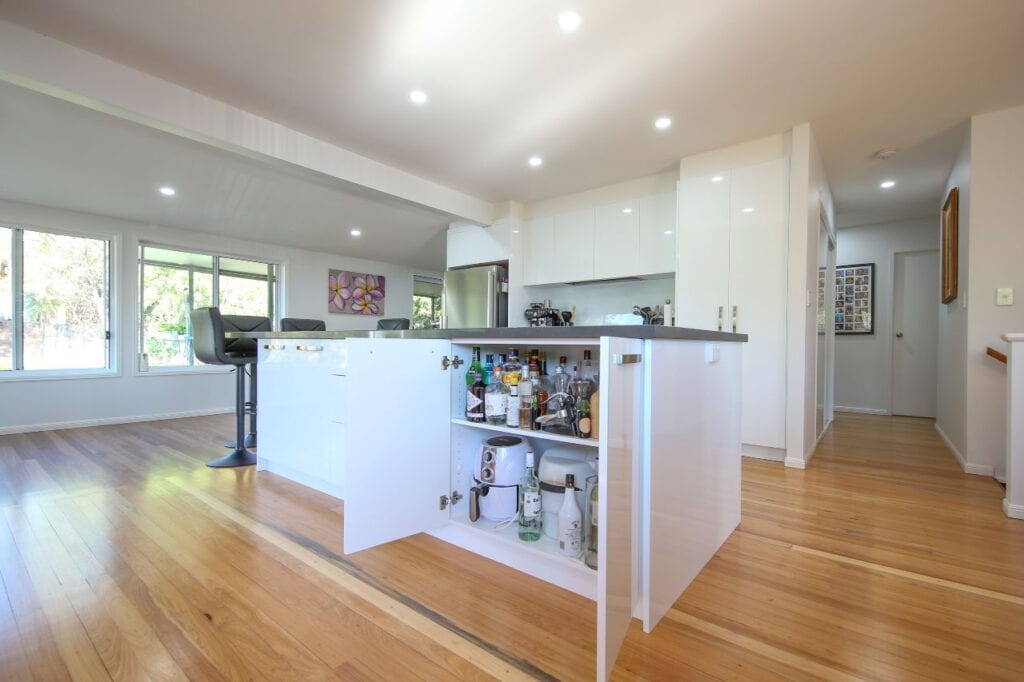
280, 317, 327, 332
191, 307, 269, 468
376, 318, 410, 330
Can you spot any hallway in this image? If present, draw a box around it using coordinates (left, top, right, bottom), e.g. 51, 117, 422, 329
0, 413, 1021, 680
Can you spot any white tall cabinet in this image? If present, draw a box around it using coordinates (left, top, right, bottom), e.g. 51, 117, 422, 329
676, 158, 789, 452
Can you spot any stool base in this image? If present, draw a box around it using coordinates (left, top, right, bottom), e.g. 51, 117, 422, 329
207, 448, 257, 468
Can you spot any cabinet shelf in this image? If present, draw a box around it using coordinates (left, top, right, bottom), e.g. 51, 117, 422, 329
451, 418, 599, 448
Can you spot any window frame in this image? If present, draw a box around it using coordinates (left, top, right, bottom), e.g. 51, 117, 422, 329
0, 221, 119, 382
136, 242, 280, 375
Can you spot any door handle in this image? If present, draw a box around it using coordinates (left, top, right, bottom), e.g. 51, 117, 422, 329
895, 331, 904, 338
717, 306, 724, 331
732, 305, 738, 333
296, 345, 324, 352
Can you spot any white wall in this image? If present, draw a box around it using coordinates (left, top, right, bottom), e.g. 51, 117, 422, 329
963, 104, 1024, 478
936, 127, 971, 464
0, 198, 429, 432
834, 218, 938, 413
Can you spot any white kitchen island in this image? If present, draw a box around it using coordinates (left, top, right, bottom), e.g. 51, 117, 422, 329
245, 325, 745, 680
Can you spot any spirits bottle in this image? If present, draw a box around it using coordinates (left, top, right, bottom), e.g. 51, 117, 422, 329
483, 354, 495, 385
530, 363, 548, 417
485, 367, 507, 425
466, 372, 485, 422
502, 349, 523, 386
558, 474, 583, 557
581, 349, 597, 385
518, 451, 542, 541
577, 397, 592, 439
506, 384, 521, 428
584, 475, 598, 569
466, 346, 482, 387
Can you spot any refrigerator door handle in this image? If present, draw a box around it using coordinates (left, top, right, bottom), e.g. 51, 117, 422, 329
486, 270, 497, 326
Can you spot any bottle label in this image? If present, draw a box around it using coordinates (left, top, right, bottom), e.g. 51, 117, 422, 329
466, 391, 483, 416
506, 397, 520, 427
485, 393, 506, 417
560, 523, 582, 554
522, 491, 541, 518
578, 416, 592, 437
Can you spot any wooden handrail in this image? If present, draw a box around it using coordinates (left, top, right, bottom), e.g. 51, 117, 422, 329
986, 346, 1008, 364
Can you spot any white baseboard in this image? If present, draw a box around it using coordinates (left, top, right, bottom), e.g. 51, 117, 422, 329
1003, 498, 1024, 520
835, 405, 891, 416
742, 444, 785, 462
933, 422, 996, 477
0, 407, 233, 435
783, 456, 807, 469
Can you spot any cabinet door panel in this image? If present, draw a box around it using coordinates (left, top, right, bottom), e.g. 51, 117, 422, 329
638, 192, 676, 276
675, 174, 730, 329
594, 201, 639, 279
343, 339, 452, 554
554, 208, 595, 282
597, 337, 641, 681
524, 217, 555, 285
729, 159, 788, 448
256, 343, 293, 467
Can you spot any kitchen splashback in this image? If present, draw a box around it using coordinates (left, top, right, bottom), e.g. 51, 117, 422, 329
523, 276, 675, 326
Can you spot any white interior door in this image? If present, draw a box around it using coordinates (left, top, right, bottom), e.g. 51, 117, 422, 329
597, 337, 641, 681
344, 338, 452, 554
892, 250, 939, 417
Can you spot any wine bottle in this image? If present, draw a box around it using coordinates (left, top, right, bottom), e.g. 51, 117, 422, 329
466, 372, 485, 422
558, 474, 582, 557
518, 451, 542, 541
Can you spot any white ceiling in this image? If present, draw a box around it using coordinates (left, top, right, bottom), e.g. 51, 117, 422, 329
2, 0, 1024, 227
0, 80, 452, 269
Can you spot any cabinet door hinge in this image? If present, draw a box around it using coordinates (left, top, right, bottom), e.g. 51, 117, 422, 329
441, 355, 464, 371
439, 490, 463, 510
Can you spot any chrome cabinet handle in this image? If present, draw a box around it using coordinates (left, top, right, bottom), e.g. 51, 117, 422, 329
717, 306, 724, 331
296, 345, 324, 352
263, 344, 286, 350
732, 305, 738, 333
896, 331, 904, 338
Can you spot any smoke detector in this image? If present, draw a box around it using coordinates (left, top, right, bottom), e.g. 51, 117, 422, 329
872, 147, 898, 160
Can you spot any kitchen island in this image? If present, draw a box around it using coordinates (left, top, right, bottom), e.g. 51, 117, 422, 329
235, 325, 745, 680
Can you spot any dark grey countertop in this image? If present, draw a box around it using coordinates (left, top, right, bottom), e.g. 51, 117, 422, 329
226, 325, 747, 342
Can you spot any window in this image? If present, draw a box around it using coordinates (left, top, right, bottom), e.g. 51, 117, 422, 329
0, 225, 113, 375
139, 245, 277, 368
412, 275, 442, 329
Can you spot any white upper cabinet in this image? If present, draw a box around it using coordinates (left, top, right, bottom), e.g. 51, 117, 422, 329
554, 208, 595, 282
523, 216, 556, 285
638, 191, 676, 276
593, 201, 639, 279
675, 172, 731, 330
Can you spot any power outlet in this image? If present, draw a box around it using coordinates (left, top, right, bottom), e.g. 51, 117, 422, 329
996, 287, 1015, 306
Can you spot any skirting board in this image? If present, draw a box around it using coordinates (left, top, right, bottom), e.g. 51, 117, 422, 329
0, 407, 233, 435
835, 405, 891, 416
742, 444, 785, 462
1003, 498, 1024, 520
934, 422, 996, 477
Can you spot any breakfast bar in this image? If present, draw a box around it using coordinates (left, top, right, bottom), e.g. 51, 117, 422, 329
233, 325, 745, 680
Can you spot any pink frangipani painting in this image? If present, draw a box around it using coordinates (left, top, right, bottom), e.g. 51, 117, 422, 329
328, 269, 386, 315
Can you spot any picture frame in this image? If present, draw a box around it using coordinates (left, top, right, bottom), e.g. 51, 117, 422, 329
834, 262, 874, 334
941, 187, 959, 304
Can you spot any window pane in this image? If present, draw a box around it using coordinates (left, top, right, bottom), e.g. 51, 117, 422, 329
412, 294, 441, 329
0, 227, 11, 371
22, 230, 109, 370
142, 264, 191, 367
219, 258, 273, 318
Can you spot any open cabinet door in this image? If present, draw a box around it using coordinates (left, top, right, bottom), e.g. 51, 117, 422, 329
597, 337, 642, 680
344, 338, 452, 554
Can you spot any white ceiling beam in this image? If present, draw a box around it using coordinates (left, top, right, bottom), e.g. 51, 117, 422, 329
0, 20, 495, 226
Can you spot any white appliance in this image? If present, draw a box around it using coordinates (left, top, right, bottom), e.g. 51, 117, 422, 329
471, 436, 527, 521
538, 447, 598, 539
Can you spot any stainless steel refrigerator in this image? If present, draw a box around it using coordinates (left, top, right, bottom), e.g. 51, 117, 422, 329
442, 264, 508, 328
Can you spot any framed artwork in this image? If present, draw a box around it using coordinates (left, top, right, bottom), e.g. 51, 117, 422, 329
328, 270, 386, 315
834, 263, 874, 334
941, 187, 959, 303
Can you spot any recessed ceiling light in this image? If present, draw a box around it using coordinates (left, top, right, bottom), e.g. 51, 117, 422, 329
654, 117, 672, 130
880, 180, 896, 189
622, 207, 633, 214
350, 228, 362, 237
528, 156, 543, 167
742, 207, 754, 213
664, 230, 674, 235
711, 175, 724, 183
158, 186, 176, 196
557, 11, 581, 32
409, 90, 428, 105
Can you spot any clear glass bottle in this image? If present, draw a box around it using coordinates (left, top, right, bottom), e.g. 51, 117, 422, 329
584, 475, 598, 569
466, 372, 485, 423
502, 349, 523, 386
518, 451, 542, 541
558, 474, 583, 558
506, 383, 521, 428
484, 367, 507, 425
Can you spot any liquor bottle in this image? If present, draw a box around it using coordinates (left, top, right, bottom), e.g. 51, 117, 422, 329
552, 356, 571, 397
518, 451, 542, 541
530, 363, 548, 417
584, 475, 598, 569
485, 367, 507, 425
482, 354, 495, 385
530, 391, 541, 430
502, 349, 523, 386
577, 397, 592, 439
466, 372, 485, 422
466, 346, 483, 387
558, 474, 583, 557
581, 349, 597, 385
518, 361, 533, 426
506, 384, 521, 428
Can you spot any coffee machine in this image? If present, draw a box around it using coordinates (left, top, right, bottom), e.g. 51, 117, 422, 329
524, 302, 563, 327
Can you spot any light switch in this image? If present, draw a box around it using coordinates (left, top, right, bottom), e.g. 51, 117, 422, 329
996, 287, 1015, 306
705, 343, 720, 364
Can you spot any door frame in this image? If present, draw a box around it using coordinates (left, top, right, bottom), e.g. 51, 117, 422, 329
887, 247, 940, 416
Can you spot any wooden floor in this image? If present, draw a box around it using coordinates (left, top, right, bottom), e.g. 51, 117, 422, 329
1, 413, 1022, 680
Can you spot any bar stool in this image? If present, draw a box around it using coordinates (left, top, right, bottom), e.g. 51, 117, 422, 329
376, 318, 411, 330
190, 307, 269, 468
280, 317, 327, 332
222, 314, 272, 450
